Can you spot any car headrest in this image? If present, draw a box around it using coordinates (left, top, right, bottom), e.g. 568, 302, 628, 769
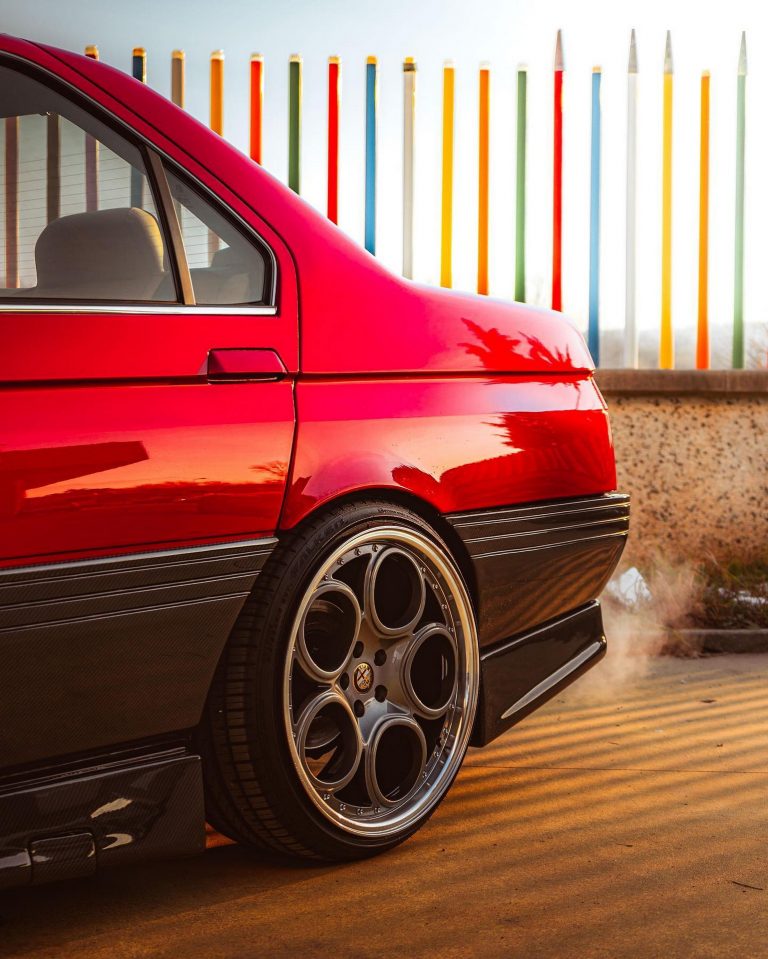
35, 208, 165, 296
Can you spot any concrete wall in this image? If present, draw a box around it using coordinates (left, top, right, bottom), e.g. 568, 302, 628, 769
595, 370, 768, 569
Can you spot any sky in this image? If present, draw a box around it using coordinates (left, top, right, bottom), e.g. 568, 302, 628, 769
2, 0, 767, 362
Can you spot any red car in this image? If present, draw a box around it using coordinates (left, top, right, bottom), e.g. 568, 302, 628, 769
0, 36, 628, 887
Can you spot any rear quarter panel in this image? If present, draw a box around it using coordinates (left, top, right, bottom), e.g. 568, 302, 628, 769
282, 375, 616, 525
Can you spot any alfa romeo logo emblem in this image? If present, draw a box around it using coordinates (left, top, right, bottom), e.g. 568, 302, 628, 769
353, 662, 374, 693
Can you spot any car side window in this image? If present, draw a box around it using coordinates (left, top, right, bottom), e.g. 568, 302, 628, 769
0, 62, 176, 303
164, 166, 271, 306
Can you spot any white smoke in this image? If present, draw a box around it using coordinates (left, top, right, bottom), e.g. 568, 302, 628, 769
567, 559, 703, 702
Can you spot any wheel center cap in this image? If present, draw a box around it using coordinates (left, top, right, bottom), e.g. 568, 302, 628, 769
353, 662, 374, 692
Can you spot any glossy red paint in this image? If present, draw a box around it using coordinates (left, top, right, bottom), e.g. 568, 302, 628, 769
0, 37, 617, 571
283, 377, 615, 528
2, 309, 297, 384
0, 383, 294, 566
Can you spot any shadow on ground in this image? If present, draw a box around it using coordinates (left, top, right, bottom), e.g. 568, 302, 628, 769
1, 655, 767, 959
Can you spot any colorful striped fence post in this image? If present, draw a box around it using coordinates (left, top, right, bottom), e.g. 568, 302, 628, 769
733, 32, 747, 369
327, 56, 341, 223
131, 47, 147, 208
477, 63, 490, 295
171, 49, 185, 108
250, 54, 264, 163
552, 30, 564, 311
46, 112, 60, 225
515, 65, 527, 302
660, 31, 674, 369
84, 45, 99, 212
132, 45, 147, 83
210, 50, 224, 135
697, 70, 711, 370
440, 60, 455, 288
588, 67, 602, 364
402, 57, 417, 279
624, 30, 638, 367
364, 56, 378, 255
4, 116, 18, 288
288, 54, 302, 194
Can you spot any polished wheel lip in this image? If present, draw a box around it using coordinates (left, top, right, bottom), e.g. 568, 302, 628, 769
283, 524, 479, 839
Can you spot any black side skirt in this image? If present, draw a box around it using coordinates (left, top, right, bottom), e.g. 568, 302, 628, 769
0, 538, 276, 771
0, 748, 203, 890
471, 601, 606, 746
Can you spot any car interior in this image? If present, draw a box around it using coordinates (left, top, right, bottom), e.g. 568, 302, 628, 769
0, 61, 269, 306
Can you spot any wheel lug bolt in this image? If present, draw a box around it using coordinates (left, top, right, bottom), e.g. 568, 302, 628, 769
354, 700, 365, 718
374, 649, 387, 666
374, 685, 387, 702
353, 641, 364, 658
340, 673, 350, 690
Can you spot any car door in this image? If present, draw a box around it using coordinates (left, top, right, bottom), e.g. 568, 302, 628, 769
0, 57, 296, 769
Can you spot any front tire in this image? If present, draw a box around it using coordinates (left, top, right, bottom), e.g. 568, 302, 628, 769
200, 500, 479, 861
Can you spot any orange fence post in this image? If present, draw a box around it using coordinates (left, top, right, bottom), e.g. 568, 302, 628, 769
171, 49, 185, 108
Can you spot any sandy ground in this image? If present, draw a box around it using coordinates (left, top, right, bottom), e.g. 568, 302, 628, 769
1, 653, 767, 959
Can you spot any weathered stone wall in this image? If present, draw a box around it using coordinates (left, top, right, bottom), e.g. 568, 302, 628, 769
595, 370, 768, 569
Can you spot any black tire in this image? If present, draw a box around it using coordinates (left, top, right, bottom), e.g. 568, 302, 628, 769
198, 499, 479, 861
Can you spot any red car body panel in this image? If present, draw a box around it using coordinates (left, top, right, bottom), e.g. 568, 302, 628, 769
0, 383, 294, 566
0, 35, 614, 573
283, 377, 615, 528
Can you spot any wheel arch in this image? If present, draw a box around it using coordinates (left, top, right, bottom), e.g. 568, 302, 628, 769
278, 486, 479, 621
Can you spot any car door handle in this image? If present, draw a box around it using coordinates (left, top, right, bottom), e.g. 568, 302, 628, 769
206, 348, 287, 382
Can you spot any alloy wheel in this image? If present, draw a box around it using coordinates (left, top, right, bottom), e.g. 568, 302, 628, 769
283, 525, 479, 838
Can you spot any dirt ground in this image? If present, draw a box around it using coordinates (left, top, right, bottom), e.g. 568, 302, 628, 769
2, 653, 766, 959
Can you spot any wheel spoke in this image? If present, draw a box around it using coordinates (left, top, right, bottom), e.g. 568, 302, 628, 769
296, 580, 361, 683
365, 546, 426, 636
401, 624, 458, 719
294, 689, 363, 793
365, 717, 428, 808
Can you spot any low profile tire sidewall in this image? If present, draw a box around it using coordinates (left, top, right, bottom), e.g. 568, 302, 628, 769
259, 504, 479, 858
